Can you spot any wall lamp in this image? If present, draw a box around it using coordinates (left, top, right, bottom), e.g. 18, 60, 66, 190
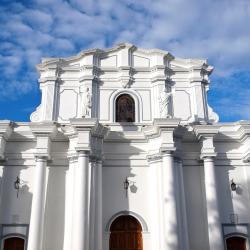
124, 177, 129, 190
124, 177, 130, 198
124, 177, 135, 197
231, 179, 237, 191
123, 177, 137, 197
14, 176, 24, 198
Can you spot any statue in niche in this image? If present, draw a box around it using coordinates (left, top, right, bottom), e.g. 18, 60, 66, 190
80, 86, 92, 118
159, 86, 172, 118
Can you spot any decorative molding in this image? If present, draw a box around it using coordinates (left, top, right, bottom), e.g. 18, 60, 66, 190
147, 153, 162, 162
105, 210, 149, 232
0, 121, 13, 160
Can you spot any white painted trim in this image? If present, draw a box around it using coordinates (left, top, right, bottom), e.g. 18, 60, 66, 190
105, 210, 149, 232
109, 89, 143, 123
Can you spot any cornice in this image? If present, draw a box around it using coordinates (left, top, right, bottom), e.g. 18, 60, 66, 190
0, 120, 13, 139
29, 122, 58, 138
194, 124, 220, 139
143, 118, 180, 138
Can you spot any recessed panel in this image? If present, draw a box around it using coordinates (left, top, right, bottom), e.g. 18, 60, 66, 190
100, 55, 117, 67
59, 89, 77, 120
173, 90, 192, 120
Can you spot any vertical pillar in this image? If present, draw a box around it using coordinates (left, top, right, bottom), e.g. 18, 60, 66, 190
89, 160, 96, 250
203, 156, 224, 250
162, 151, 179, 250
71, 150, 90, 250
95, 160, 103, 250
27, 157, 47, 250
176, 159, 190, 250
63, 156, 77, 250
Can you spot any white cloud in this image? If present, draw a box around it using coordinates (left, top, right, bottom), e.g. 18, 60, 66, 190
0, 0, 250, 120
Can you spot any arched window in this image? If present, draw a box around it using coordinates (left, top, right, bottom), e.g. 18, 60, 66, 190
226, 236, 247, 250
3, 237, 25, 250
110, 215, 143, 250
115, 94, 135, 122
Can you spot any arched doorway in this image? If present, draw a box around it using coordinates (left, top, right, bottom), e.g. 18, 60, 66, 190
110, 215, 143, 250
226, 236, 247, 250
115, 94, 135, 122
3, 237, 25, 250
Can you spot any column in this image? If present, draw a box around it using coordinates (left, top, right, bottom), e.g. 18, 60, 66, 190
95, 160, 103, 250
176, 159, 189, 250
89, 160, 96, 250
162, 151, 179, 250
71, 150, 90, 250
27, 157, 47, 250
63, 156, 77, 250
203, 156, 224, 250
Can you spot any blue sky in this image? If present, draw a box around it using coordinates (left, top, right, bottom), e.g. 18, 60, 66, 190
0, 0, 250, 122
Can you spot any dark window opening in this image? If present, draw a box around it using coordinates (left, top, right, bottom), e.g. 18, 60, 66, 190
226, 236, 247, 250
115, 94, 135, 122
3, 237, 25, 250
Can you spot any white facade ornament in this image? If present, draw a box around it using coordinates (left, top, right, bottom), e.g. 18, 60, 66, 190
30, 104, 42, 122
121, 77, 133, 88
159, 87, 172, 118
79, 86, 92, 118
207, 105, 219, 123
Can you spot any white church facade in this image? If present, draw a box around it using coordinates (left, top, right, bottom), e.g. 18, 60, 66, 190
0, 43, 250, 250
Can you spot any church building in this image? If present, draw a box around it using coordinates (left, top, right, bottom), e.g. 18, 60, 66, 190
0, 43, 250, 250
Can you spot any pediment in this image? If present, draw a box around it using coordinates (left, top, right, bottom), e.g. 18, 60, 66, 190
37, 43, 176, 71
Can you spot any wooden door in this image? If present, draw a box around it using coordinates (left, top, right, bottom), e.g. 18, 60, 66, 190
226, 236, 247, 250
3, 237, 25, 250
110, 215, 143, 250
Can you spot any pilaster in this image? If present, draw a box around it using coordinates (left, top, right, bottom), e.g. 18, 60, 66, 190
194, 125, 224, 250
62, 118, 107, 250
145, 118, 180, 250
32, 64, 62, 121
27, 122, 57, 250
189, 64, 213, 123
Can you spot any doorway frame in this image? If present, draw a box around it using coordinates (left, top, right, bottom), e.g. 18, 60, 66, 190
105, 211, 149, 250
222, 223, 250, 250
0, 224, 29, 250
106, 211, 148, 232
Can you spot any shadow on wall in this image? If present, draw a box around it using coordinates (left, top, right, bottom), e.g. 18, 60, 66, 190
215, 133, 249, 224
0, 162, 67, 250
43, 165, 66, 250
102, 140, 144, 250
0, 161, 32, 248
207, 132, 248, 248
182, 132, 242, 250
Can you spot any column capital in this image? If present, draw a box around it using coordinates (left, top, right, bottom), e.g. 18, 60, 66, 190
147, 153, 162, 163
174, 156, 183, 164
161, 149, 175, 156
77, 150, 90, 157
35, 156, 48, 162
202, 155, 216, 162
89, 154, 103, 163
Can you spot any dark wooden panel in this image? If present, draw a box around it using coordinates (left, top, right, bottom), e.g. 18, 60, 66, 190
4, 237, 25, 250
110, 215, 143, 250
226, 236, 247, 250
